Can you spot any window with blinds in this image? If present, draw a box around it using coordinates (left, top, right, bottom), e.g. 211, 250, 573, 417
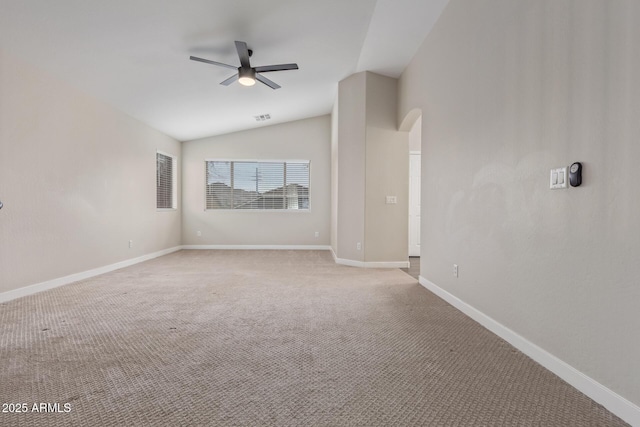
157, 152, 176, 209
206, 160, 310, 210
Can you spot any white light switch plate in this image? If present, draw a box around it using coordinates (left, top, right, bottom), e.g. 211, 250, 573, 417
550, 167, 567, 189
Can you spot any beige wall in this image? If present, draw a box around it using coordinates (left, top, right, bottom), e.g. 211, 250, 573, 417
331, 99, 339, 254
181, 116, 330, 246
399, 0, 640, 406
0, 49, 181, 294
364, 73, 408, 262
335, 71, 408, 264
336, 73, 367, 261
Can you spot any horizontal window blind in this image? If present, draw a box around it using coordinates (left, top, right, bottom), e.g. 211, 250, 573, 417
206, 160, 310, 210
157, 152, 175, 209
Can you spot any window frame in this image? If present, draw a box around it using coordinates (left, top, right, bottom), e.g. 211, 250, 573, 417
204, 159, 311, 212
156, 150, 178, 211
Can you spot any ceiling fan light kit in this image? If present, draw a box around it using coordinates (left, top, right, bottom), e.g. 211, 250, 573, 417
238, 68, 256, 86
190, 41, 298, 90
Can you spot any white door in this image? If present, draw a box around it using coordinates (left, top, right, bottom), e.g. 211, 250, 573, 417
409, 153, 421, 256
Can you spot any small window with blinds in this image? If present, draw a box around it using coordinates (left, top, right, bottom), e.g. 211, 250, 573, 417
206, 160, 310, 210
157, 151, 177, 209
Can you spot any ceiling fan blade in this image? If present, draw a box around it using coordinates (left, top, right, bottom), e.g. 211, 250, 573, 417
254, 63, 299, 73
235, 41, 251, 69
220, 74, 239, 86
255, 73, 281, 90
190, 56, 237, 70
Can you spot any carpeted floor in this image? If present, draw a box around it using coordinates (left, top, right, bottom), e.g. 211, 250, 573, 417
0, 250, 628, 426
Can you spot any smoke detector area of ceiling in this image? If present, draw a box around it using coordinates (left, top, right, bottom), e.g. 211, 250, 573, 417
254, 114, 271, 122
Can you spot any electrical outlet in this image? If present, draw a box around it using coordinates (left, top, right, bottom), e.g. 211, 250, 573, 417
314, 231, 319, 238
129, 240, 133, 249
197, 230, 202, 237
453, 264, 458, 277
356, 242, 362, 251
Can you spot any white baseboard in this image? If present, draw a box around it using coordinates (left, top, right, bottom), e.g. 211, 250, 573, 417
364, 260, 411, 268
0, 246, 183, 303
418, 276, 640, 427
329, 247, 410, 268
181, 245, 331, 250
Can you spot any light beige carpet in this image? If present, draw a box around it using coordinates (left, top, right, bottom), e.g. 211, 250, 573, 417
0, 250, 628, 426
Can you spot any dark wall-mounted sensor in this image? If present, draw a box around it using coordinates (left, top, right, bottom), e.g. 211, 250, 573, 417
569, 162, 582, 187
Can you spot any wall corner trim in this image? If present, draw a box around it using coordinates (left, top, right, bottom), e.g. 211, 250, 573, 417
330, 248, 409, 268
0, 246, 183, 303
418, 276, 640, 426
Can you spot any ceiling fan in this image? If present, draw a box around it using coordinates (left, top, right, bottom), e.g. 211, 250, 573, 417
190, 41, 298, 90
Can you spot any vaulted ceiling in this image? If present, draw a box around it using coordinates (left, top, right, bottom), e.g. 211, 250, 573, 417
0, 0, 448, 141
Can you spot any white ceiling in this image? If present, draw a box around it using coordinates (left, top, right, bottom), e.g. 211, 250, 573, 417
0, 0, 448, 141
